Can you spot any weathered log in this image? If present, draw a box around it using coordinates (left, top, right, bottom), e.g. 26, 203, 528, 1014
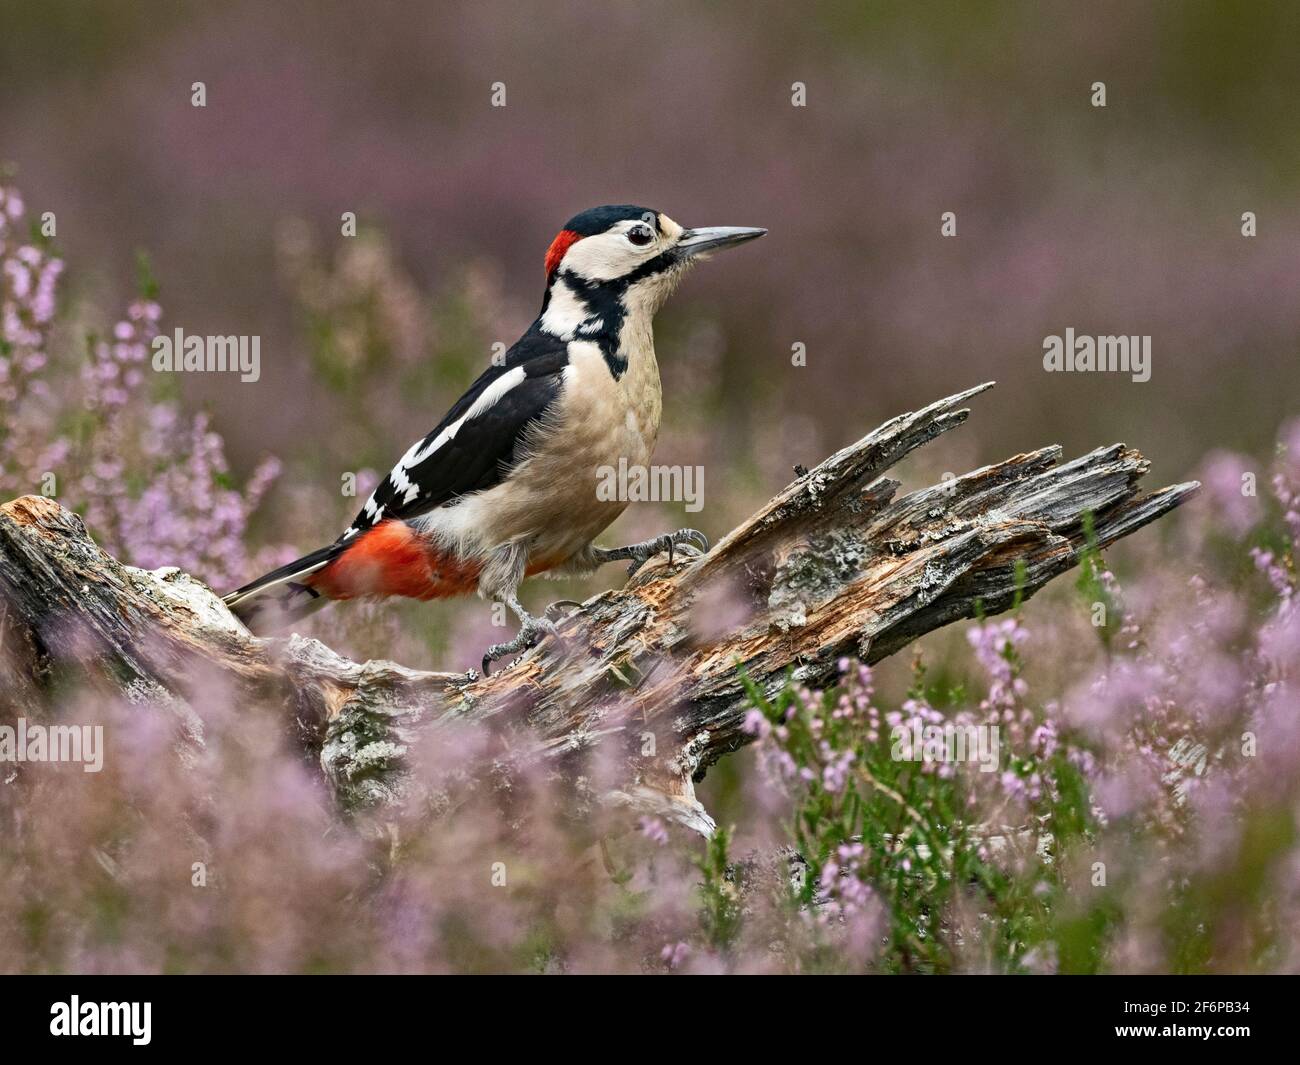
0, 383, 1198, 834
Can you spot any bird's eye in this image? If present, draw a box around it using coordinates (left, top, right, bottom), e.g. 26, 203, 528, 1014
627, 224, 654, 247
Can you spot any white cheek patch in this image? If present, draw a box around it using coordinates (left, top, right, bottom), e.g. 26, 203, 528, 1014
561, 228, 652, 282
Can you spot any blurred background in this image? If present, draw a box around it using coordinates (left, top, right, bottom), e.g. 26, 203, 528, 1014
2, 0, 1296, 649
3, 0, 1300, 975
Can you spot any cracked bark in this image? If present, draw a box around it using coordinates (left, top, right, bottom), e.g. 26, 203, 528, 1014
0, 383, 1197, 835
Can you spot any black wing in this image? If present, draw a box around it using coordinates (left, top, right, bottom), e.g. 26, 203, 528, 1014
342, 330, 569, 539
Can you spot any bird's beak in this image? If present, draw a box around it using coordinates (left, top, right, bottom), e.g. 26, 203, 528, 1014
676, 225, 767, 260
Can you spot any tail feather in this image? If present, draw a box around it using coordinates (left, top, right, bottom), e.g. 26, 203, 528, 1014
223, 542, 345, 634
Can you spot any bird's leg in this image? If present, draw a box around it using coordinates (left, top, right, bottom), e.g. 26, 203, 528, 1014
481, 588, 562, 676
592, 528, 710, 577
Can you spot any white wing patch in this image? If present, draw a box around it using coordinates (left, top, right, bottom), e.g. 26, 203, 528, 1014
352, 366, 528, 526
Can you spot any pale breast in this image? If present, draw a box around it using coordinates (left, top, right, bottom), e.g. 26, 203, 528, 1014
425, 339, 662, 566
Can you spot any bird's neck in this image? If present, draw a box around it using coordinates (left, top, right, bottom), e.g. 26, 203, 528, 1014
538, 273, 658, 381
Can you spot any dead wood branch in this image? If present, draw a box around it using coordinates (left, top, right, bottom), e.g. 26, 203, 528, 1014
0, 383, 1197, 834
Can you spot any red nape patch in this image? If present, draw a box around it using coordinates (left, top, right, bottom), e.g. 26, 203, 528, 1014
306, 521, 481, 602
544, 229, 583, 280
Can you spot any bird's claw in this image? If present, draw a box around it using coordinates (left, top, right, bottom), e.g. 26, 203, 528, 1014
544, 599, 583, 622
626, 528, 710, 577
480, 614, 562, 676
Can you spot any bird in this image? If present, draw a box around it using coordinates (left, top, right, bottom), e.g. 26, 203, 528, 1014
223, 205, 765, 673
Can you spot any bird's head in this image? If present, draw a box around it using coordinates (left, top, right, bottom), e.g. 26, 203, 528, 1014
539, 204, 764, 338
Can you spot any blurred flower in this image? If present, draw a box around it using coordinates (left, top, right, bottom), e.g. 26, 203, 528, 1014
1198, 450, 1262, 537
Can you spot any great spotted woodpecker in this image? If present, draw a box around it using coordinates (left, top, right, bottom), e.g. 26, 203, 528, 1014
223, 205, 765, 672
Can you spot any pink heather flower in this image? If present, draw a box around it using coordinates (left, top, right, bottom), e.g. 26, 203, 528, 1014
1250, 548, 1293, 601
0, 178, 289, 589
1260, 608, 1300, 669
822, 749, 856, 793
0, 185, 70, 497
1199, 450, 1262, 537
660, 941, 690, 970
741, 708, 771, 738
1000, 771, 1026, 800
637, 817, 669, 846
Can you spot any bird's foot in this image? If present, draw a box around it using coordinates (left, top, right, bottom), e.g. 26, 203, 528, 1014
597, 528, 709, 577
481, 613, 562, 676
